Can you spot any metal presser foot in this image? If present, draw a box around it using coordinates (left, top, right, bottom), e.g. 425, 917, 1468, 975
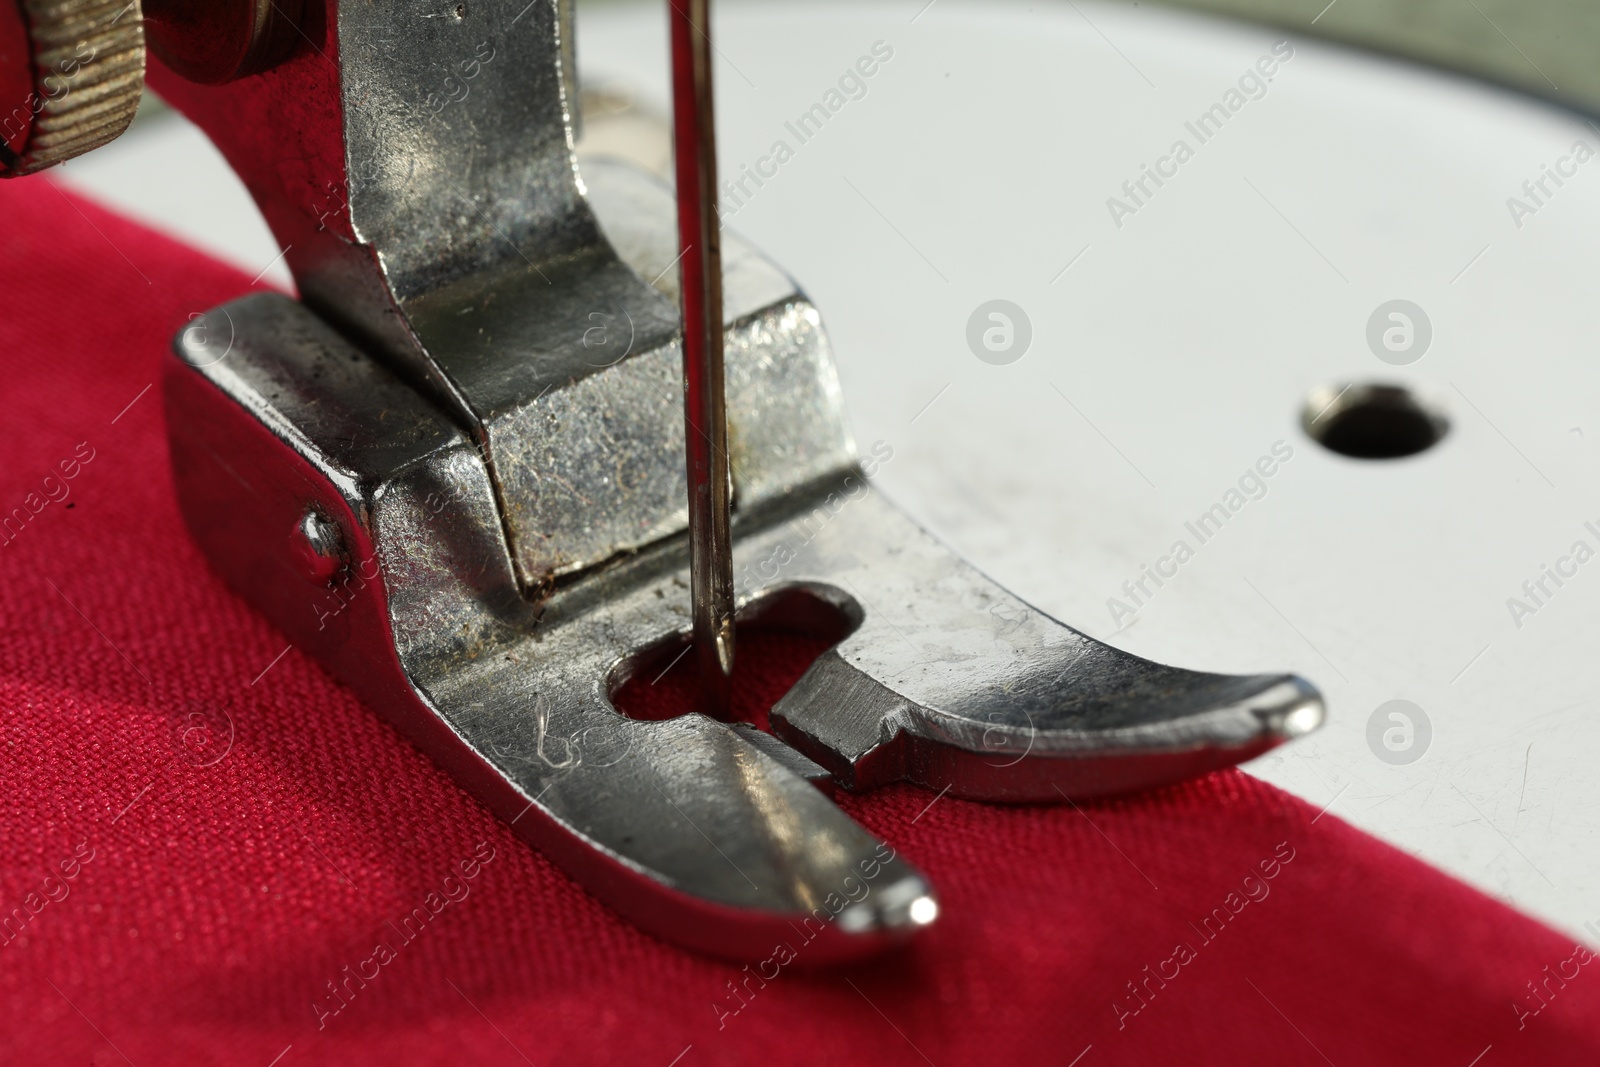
149, 0, 1323, 960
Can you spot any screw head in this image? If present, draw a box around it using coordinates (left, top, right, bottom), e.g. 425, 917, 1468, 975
291, 507, 345, 584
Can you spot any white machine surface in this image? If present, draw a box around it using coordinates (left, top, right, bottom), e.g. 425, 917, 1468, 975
57, 0, 1600, 944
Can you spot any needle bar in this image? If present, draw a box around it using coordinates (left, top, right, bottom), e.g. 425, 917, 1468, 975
669, 0, 735, 712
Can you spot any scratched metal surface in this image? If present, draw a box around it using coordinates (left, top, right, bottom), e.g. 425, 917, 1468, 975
59, 0, 1600, 943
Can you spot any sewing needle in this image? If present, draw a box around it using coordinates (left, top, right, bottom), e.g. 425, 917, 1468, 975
669, 0, 735, 713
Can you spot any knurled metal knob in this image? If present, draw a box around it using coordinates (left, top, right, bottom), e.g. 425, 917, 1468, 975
0, 0, 145, 176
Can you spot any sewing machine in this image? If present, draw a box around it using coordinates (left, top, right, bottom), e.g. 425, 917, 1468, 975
12, 0, 1598, 960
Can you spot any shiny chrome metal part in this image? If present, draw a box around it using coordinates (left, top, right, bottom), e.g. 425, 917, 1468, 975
158, 0, 1324, 957
668, 0, 738, 711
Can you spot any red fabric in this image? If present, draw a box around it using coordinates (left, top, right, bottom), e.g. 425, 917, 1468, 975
2, 178, 1597, 1067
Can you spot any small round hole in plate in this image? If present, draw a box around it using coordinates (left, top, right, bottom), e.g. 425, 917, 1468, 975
1302, 382, 1448, 460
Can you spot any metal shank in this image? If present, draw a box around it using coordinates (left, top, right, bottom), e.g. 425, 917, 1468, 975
149, 0, 707, 591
